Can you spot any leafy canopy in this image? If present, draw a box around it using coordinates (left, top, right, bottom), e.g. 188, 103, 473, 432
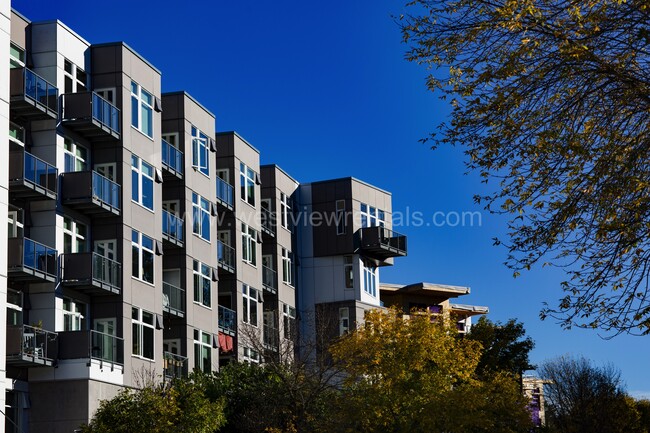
400, 0, 650, 335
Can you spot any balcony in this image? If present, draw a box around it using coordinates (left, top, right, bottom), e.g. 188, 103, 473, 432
9, 147, 57, 200
61, 170, 121, 216
161, 139, 183, 179
262, 265, 277, 294
261, 207, 275, 237
263, 324, 279, 352
163, 352, 188, 380
9, 121, 25, 146
217, 241, 235, 273
61, 92, 120, 141
218, 305, 236, 336
58, 329, 124, 369
216, 177, 234, 210
163, 282, 185, 318
355, 226, 407, 260
6, 325, 58, 367
162, 210, 184, 247
10, 67, 58, 119
8, 237, 57, 282
60, 252, 121, 295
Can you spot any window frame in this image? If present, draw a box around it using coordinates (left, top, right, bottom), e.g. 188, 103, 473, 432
280, 193, 291, 230
193, 259, 212, 308
339, 307, 350, 336
63, 297, 87, 331
63, 58, 87, 94
10, 43, 25, 69
242, 284, 259, 327
363, 261, 377, 297
192, 192, 211, 242
63, 137, 88, 173
344, 255, 354, 289
63, 216, 88, 254
282, 303, 296, 340
240, 162, 255, 206
282, 248, 293, 286
360, 203, 386, 228
241, 223, 257, 266
132, 307, 155, 360
131, 155, 155, 211
130, 81, 154, 138
243, 346, 260, 364
191, 126, 209, 176
131, 230, 155, 284
194, 329, 212, 373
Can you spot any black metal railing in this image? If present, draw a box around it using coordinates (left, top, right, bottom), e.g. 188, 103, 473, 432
163, 282, 186, 316
163, 352, 187, 379
356, 226, 407, 257
218, 305, 236, 334
6, 324, 58, 365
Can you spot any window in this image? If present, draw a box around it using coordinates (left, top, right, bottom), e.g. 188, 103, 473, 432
10, 43, 25, 69
240, 162, 255, 206
242, 284, 259, 326
336, 200, 346, 235
131, 81, 153, 138
132, 230, 154, 284
8, 208, 24, 239
282, 248, 293, 286
241, 223, 257, 266
192, 192, 211, 241
132, 307, 155, 360
63, 298, 86, 331
131, 155, 154, 210
282, 304, 296, 340
280, 193, 291, 229
63, 216, 87, 254
63, 137, 88, 172
243, 347, 260, 363
339, 307, 350, 336
363, 261, 377, 297
162, 133, 178, 148
194, 329, 212, 373
7, 289, 23, 326
191, 126, 209, 176
63, 59, 87, 93
95, 88, 116, 104
193, 260, 211, 308
360, 203, 386, 228
344, 256, 354, 289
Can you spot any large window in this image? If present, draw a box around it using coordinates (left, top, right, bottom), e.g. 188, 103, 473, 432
344, 256, 354, 289
63, 216, 87, 254
243, 347, 260, 363
63, 137, 88, 172
64, 59, 87, 93
280, 193, 291, 230
241, 223, 257, 266
363, 261, 377, 297
63, 297, 86, 331
240, 162, 255, 206
131, 155, 154, 210
132, 307, 155, 360
192, 192, 211, 241
282, 303, 296, 340
132, 230, 154, 284
194, 329, 212, 373
242, 284, 259, 326
131, 81, 153, 138
191, 126, 209, 176
360, 203, 385, 228
10, 43, 25, 69
282, 248, 293, 286
193, 260, 211, 308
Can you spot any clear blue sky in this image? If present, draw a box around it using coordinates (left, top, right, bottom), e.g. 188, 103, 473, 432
14, 0, 650, 398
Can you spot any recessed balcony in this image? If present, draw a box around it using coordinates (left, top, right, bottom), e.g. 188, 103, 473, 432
163, 281, 185, 318
8, 237, 57, 282
9, 121, 25, 146
161, 139, 183, 179
217, 240, 235, 273
6, 324, 58, 367
263, 322, 279, 353
355, 226, 407, 260
9, 146, 58, 200
10, 67, 58, 119
61, 170, 121, 216
262, 265, 277, 294
60, 252, 121, 295
61, 92, 120, 141
163, 351, 188, 380
261, 206, 275, 237
58, 329, 124, 370
216, 177, 234, 210
218, 305, 236, 336
162, 210, 184, 247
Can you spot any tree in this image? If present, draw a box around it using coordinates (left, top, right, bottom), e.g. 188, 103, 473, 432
328, 308, 533, 433
466, 316, 535, 377
399, 0, 650, 335
80, 372, 225, 433
540, 356, 642, 433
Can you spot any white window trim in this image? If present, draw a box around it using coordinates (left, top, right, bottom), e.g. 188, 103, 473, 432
63, 58, 87, 93
282, 303, 296, 340
242, 284, 259, 327
131, 155, 155, 211
240, 162, 256, 206
241, 223, 257, 266
63, 137, 88, 173
193, 259, 212, 308
280, 193, 292, 230
192, 192, 211, 242
360, 203, 386, 228
132, 307, 155, 360
243, 346, 260, 364
63, 297, 86, 331
131, 81, 154, 139
191, 126, 209, 176
95, 87, 117, 105
282, 248, 293, 287
63, 216, 88, 254
194, 329, 212, 373
132, 230, 155, 284
339, 307, 350, 336
162, 132, 179, 148
363, 261, 377, 298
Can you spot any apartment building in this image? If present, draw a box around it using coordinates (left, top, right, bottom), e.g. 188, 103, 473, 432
1, 5, 488, 433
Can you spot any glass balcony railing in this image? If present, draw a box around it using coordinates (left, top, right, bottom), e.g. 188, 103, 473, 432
217, 240, 235, 272
262, 265, 277, 293
261, 207, 275, 236
6, 324, 58, 367
92, 171, 121, 209
61, 252, 122, 294
92, 253, 121, 291
10, 150, 58, 198
10, 67, 58, 117
58, 329, 124, 367
9, 121, 25, 145
216, 177, 234, 209
163, 352, 188, 380
25, 152, 57, 195
218, 305, 236, 335
61, 92, 120, 139
7, 237, 57, 281
163, 282, 185, 316
92, 92, 120, 134
162, 210, 184, 245
161, 139, 183, 176
356, 226, 408, 260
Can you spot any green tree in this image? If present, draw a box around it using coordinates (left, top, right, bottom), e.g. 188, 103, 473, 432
399, 0, 650, 335
466, 316, 535, 377
329, 308, 533, 433
541, 356, 642, 433
80, 373, 225, 433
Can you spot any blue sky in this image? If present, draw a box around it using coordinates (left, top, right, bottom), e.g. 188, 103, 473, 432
14, 0, 650, 397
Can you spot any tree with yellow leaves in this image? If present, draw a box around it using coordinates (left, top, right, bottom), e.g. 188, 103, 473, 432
328, 308, 533, 433
399, 0, 650, 335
